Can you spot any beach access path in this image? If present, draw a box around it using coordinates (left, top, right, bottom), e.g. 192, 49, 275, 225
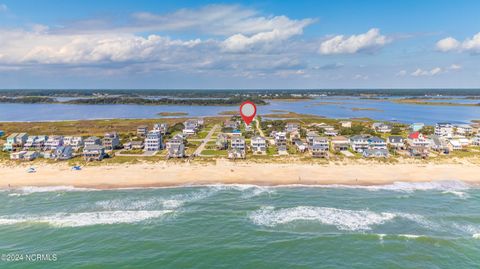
255, 117, 265, 137
194, 124, 218, 157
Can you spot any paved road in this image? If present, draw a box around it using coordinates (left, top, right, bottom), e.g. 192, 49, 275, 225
193, 124, 219, 157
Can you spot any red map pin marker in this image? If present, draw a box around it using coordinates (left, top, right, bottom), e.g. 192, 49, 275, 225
239, 101, 256, 125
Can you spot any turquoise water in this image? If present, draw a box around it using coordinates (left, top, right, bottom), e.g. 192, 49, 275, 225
1, 96, 480, 123
0, 181, 479, 268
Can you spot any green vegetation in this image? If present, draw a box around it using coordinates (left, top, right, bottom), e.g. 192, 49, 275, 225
0, 97, 56, 103
201, 149, 227, 156
64, 97, 267, 106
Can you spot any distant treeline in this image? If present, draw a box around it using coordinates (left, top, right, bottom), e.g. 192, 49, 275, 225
1, 89, 480, 97
64, 97, 268, 106
0, 96, 267, 106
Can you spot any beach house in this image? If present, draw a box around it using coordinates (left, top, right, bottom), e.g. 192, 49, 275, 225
311, 137, 329, 158
24, 135, 47, 150
23, 151, 39, 161
216, 134, 228, 150
166, 135, 184, 150
387, 136, 405, 150
228, 136, 246, 159
153, 123, 168, 134
137, 125, 148, 137
429, 135, 448, 153
223, 120, 238, 130
367, 136, 387, 150
294, 140, 307, 152
167, 143, 185, 158
84, 136, 102, 147
409, 123, 424, 132
285, 123, 300, 133
102, 132, 120, 150
251, 135, 267, 154
83, 145, 106, 161
363, 148, 389, 158
372, 123, 392, 133
3, 133, 27, 151
435, 123, 454, 138
123, 141, 144, 150
331, 136, 350, 152
183, 119, 199, 135
10, 150, 27, 160
50, 146, 74, 160
274, 132, 287, 147
339, 121, 352, 128
407, 132, 430, 148
306, 131, 320, 148
350, 135, 369, 153
44, 135, 64, 151
473, 133, 480, 146
144, 131, 163, 151
63, 136, 84, 150
455, 124, 473, 136
447, 139, 462, 151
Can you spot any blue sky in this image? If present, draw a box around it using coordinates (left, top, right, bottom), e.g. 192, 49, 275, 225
0, 0, 479, 89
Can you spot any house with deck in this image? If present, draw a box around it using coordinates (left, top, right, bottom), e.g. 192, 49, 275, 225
83, 145, 106, 161
367, 136, 387, 150
435, 123, 454, 138
387, 136, 405, 150
63, 136, 83, 150
350, 135, 369, 153
294, 140, 307, 152
124, 141, 144, 150
429, 135, 448, 153
372, 123, 392, 133
50, 146, 74, 160
285, 123, 300, 133
216, 134, 228, 150
167, 143, 185, 158
331, 136, 350, 152
455, 124, 473, 136
3, 133, 27, 151
274, 132, 287, 147
137, 125, 148, 137
44, 135, 64, 151
10, 150, 27, 160
102, 132, 120, 150
311, 137, 329, 158
166, 135, 184, 150
447, 139, 462, 151
306, 131, 320, 148
84, 136, 102, 147
228, 136, 246, 159
144, 131, 163, 151
153, 123, 168, 134
473, 133, 480, 146
251, 136, 267, 154
407, 132, 430, 148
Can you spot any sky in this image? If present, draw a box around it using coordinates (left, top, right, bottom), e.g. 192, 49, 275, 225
0, 0, 479, 89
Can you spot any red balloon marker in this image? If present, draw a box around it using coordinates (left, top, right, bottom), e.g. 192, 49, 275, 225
239, 101, 256, 125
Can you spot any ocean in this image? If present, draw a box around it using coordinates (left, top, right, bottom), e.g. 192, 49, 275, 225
0, 181, 479, 268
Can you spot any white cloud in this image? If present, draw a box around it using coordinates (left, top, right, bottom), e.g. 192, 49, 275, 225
221, 16, 312, 52
410, 67, 443, 77
436, 33, 480, 54
395, 70, 407, 77
318, 28, 390, 55
353, 74, 368, 80
449, 64, 462, 70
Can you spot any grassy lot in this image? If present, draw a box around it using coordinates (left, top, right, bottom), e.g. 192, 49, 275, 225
120, 149, 144, 154
201, 149, 227, 156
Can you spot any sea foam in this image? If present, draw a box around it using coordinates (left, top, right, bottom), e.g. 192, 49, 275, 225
249, 206, 398, 231
6, 186, 97, 196
0, 210, 171, 227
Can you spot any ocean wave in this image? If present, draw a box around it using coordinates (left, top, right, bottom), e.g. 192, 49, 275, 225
0, 210, 172, 227
473, 234, 480, 239
5, 186, 97, 196
249, 206, 398, 231
205, 184, 275, 198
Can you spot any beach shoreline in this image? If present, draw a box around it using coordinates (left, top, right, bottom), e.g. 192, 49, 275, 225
1, 160, 479, 189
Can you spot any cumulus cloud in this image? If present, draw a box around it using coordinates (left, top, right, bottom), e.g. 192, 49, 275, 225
436, 33, 480, 54
318, 28, 390, 55
410, 67, 442, 77
221, 16, 313, 52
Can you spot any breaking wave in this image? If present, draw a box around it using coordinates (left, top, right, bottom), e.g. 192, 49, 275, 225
0, 210, 172, 227
249, 206, 401, 231
5, 186, 97, 196
205, 184, 275, 198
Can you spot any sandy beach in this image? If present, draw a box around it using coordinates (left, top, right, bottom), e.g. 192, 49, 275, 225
1, 159, 480, 188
